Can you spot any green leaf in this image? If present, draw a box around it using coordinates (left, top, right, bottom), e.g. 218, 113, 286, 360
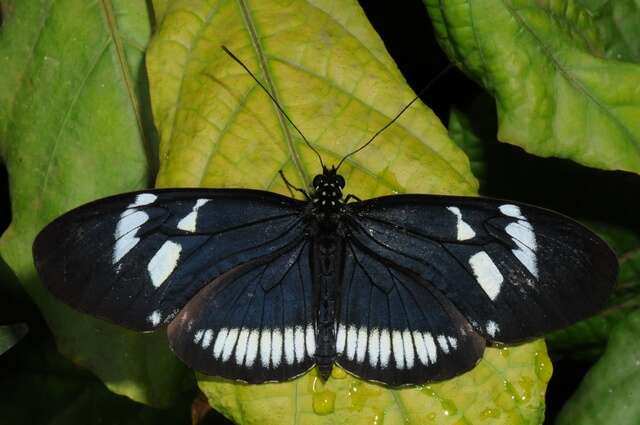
424, 0, 640, 175
448, 107, 487, 184
577, 0, 640, 62
0, 0, 188, 406
147, 1, 550, 423
556, 309, 640, 425
0, 331, 191, 425
0, 323, 28, 356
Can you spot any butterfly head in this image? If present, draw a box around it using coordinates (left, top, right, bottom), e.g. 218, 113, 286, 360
311, 166, 345, 209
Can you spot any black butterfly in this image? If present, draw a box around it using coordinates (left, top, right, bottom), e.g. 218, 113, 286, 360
32, 50, 618, 386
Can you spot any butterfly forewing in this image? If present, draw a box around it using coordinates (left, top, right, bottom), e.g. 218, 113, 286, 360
33, 189, 306, 332
167, 239, 316, 383
345, 195, 618, 344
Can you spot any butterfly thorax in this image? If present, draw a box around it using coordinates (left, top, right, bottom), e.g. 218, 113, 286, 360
310, 166, 345, 216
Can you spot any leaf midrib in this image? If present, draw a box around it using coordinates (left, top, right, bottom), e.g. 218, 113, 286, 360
237, 0, 310, 188
499, 0, 639, 151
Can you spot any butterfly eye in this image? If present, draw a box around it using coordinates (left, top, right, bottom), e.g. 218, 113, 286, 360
336, 175, 345, 188
312, 175, 323, 188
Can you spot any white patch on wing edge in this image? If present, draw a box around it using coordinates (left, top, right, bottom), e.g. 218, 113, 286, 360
486, 320, 500, 337
284, 327, 295, 365
177, 199, 209, 232
356, 327, 368, 363
402, 330, 415, 369
379, 329, 391, 368
437, 334, 450, 354
131, 193, 157, 207
499, 204, 524, 219
346, 325, 357, 361
147, 310, 162, 326
446, 206, 476, 240
368, 328, 380, 367
260, 329, 272, 368
201, 329, 213, 349
245, 330, 260, 367
424, 332, 437, 364
336, 324, 346, 353
305, 325, 316, 357
392, 330, 405, 369
294, 326, 305, 363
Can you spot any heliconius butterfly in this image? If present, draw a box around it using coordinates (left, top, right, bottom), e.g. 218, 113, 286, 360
32, 48, 617, 386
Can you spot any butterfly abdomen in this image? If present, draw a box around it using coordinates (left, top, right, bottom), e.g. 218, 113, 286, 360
312, 233, 345, 380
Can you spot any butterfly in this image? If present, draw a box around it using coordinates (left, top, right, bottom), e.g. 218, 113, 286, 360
32, 49, 618, 386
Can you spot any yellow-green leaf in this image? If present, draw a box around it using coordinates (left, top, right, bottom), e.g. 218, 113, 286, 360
424, 0, 640, 175
147, 1, 551, 424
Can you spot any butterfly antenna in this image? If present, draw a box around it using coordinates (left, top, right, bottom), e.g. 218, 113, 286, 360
336, 63, 455, 171
222, 46, 325, 169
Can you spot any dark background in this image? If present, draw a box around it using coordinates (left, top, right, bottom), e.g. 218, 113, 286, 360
2, 0, 639, 424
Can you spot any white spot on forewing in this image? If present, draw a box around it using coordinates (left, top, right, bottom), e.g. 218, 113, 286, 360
235, 329, 250, 365
424, 332, 437, 364
271, 330, 283, 367
356, 327, 368, 363
499, 204, 524, 219
115, 210, 148, 240
368, 329, 380, 367
260, 329, 272, 368
177, 199, 209, 232
284, 327, 295, 365
336, 324, 346, 353
486, 320, 500, 337
113, 208, 148, 264
222, 328, 239, 362
147, 240, 182, 288
506, 222, 537, 251
147, 310, 162, 326
294, 326, 305, 363
113, 235, 140, 264
506, 220, 539, 278
245, 330, 260, 367
469, 251, 504, 300
213, 328, 228, 359
392, 330, 405, 369
513, 240, 539, 278
346, 325, 357, 360
413, 331, 429, 365
131, 193, 157, 207
437, 334, 450, 354
379, 329, 391, 368
202, 329, 213, 349
446, 206, 476, 240
305, 325, 316, 356
518, 219, 532, 230
402, 330, 415, 369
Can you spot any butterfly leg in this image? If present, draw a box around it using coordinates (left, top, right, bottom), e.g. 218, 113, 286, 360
279, 170, 310, 200
343, 194, 362, 203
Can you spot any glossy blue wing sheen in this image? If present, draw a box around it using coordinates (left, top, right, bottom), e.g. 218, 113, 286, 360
33, 167, 618, 386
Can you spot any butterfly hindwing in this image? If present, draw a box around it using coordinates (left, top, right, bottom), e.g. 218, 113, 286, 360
33, 189, 306, 332
167, 239, 316, 383
335, 240, 485, 385
346, 195, 617, 344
